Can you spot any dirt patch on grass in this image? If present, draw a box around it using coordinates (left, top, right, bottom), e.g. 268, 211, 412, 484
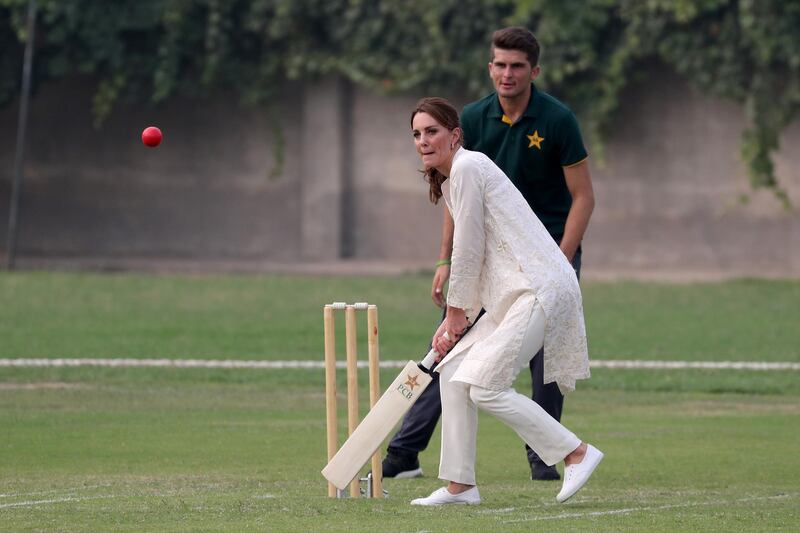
682, 399, 800, 416
0, 382, 89, 391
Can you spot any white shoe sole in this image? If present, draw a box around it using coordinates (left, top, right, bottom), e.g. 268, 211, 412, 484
392, 468, 423, 479
410, 486, 481, 506
410, 499, 480, 506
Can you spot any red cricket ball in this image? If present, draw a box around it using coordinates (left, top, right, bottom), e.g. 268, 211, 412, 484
141, 126, 163, 147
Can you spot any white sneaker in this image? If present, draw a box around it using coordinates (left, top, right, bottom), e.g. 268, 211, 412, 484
556, 444, 604, 503
410, 486, 481, 506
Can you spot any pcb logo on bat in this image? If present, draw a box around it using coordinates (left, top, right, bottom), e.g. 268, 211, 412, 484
397, 373, 421, 400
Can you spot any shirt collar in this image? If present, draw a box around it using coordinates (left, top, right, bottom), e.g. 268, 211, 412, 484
488, 83, 541, 123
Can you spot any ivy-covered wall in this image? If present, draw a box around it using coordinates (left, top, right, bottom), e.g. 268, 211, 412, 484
1, 0, 799, 276
2, 0, 798, 199
1, 67, 798, 276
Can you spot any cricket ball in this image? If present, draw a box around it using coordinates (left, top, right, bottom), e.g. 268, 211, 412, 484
141, 126, 162, 147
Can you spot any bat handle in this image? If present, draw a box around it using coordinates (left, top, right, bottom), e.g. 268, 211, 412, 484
418, 332, 450, 373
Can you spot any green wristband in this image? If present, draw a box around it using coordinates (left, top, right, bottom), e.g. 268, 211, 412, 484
435, 259, 451, 267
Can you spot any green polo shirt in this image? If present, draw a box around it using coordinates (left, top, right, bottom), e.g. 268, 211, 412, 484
461, 84, 588, 237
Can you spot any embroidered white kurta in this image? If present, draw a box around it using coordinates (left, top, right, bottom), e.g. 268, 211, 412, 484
437, 148, 590, 393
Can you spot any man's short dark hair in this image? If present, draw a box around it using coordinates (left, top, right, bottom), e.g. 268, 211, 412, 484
491, 27, 540, 66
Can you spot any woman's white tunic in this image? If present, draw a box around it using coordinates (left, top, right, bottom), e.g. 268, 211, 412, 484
438, 148, 590, 393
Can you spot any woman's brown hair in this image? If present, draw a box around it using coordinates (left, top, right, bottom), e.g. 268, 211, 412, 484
410, 97, 462, 204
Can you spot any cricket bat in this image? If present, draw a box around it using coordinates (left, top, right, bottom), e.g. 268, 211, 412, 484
321, 342, 444, 490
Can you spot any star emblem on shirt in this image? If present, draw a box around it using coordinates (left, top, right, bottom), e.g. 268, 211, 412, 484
405, 374, 420, 390
527, 130, 544, 149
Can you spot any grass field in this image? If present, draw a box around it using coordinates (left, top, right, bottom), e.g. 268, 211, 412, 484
1, 272, 799, 531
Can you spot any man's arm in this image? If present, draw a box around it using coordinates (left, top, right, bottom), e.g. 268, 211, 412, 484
560, 160, 595, 262
431, 206, 454, 308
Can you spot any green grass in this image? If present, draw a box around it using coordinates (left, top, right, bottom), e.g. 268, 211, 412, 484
0, 271, 442, 359
1, 372, 797, 531
582, 279, 800, 361
2, 272, 798, 362
1, 272, 799, 530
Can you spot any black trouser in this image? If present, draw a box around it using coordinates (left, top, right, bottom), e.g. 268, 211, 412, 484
388, 244, 582, 465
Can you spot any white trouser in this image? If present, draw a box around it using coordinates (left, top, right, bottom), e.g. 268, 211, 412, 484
438, 302, 582, 485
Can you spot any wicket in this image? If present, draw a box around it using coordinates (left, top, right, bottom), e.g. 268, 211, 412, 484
323, 302, 383, 498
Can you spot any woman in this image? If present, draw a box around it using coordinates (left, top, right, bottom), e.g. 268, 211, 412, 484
409, 97, 602, 506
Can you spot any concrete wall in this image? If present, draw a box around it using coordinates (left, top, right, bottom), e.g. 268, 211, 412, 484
347, 88, 458, 261
0, 77, 305, 261
586, 68, 800, 278
1, 67, 798, 278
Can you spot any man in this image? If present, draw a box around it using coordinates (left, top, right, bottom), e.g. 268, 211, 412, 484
383, 26, 595, 482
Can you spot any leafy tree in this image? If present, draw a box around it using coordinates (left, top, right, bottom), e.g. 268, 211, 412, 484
1, 0, 797, 203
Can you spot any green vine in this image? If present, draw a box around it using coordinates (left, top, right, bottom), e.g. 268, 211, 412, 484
0, 0, 797, 203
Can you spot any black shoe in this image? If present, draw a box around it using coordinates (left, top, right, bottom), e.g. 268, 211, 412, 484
530, 459, 560, 481
381, 451, 423, 479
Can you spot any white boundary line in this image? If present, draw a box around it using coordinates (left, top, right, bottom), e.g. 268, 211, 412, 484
0, 495, 114, 510
0, 485, 111, 499
502, 493, 796, 523
593, 360, 800, 370
0, 358, 798, 371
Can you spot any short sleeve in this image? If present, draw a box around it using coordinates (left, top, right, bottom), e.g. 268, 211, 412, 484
555, 111, 588, 167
